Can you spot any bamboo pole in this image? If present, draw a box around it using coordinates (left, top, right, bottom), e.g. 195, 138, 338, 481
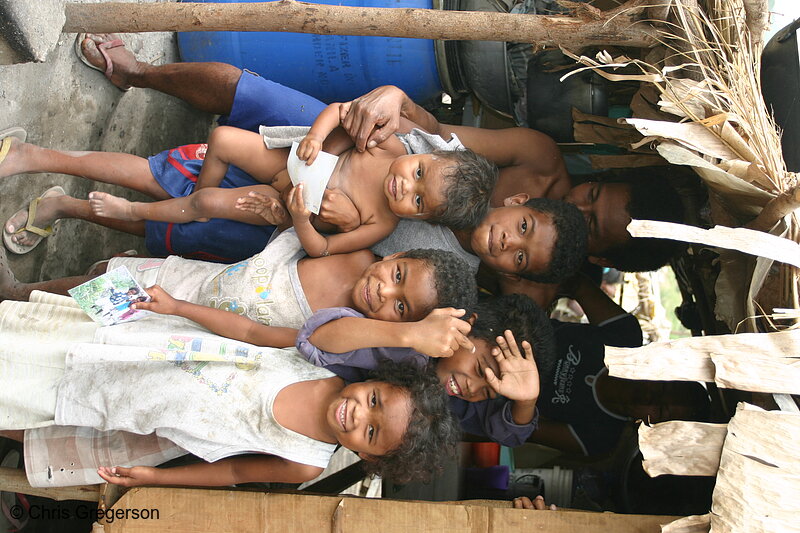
63, 0, 657, 49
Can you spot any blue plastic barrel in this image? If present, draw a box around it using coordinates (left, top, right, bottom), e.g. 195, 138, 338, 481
178, 0, 443, 103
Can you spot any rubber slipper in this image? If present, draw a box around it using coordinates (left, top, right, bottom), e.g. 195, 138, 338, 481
0, 127, 27, 170
3, 185, 65, 255
74, 33, 132, 91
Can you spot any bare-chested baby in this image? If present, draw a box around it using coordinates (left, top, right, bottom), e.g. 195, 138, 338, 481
87, 103, 497, 258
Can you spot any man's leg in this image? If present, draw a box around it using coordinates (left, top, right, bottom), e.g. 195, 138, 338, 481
80, 33, 240, 115
78, 34, 326, 132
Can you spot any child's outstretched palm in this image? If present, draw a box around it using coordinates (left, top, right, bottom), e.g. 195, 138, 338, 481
235, 191, 289, 225
484, 330, 539, 402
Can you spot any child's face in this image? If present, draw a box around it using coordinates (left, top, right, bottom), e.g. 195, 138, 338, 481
383, 154, 449, 219
327, 381, 411, 459
563, 182, 632, 256
351, 255, 437, 322
435, 338, 500, 402
470, 202, 557, 277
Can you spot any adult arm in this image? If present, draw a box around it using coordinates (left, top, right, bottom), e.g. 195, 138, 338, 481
342, 86, 570, 201
342, 87, 570, 200
135, 285, 298, 348
97, 455, 322, 487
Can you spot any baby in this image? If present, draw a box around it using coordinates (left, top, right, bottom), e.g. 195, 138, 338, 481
89, 102, 497, 257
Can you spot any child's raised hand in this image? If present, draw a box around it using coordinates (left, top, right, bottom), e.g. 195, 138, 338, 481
297, 134, 323, 166
133, 285, 180, 316
97, 465, 159, 487
410, 308, 474, 358
235, 191, 289, 225
286, 184, 312, 222
484, 330, 540, 402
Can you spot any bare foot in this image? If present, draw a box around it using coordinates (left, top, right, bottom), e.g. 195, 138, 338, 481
5, 191, 67, 248
89, 191, 140, 221
0, 245, 21, 301
235, 191, 289, 225
0, 138, 33, 179
79, 33, 144, 90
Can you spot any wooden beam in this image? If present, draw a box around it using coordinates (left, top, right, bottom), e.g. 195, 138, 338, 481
0, 467, 101, 502
63, 0, 657, 49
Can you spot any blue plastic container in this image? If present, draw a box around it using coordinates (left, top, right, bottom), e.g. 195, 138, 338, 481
178, 0, 443, 103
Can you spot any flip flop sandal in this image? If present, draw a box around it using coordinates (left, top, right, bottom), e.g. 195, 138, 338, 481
3, 185, 65, 255
0, 127, 27, 170
74, 33, 132, 91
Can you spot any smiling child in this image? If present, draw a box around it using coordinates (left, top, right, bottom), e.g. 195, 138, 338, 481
0, 292, 458, 487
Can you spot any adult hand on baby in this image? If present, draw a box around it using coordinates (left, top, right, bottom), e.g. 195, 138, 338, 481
485, 330, 540, 402
97, 466, 159, 488
286, 185, 312, 222
297, 134, 323, 166
340, 85, 405, 152
318, 188, 360, 232
134, 285, 180, 315
410, 308, 474, 358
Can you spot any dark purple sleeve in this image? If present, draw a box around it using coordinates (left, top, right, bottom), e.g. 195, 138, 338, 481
449, 397, 538, 447
296, 307, 428, 382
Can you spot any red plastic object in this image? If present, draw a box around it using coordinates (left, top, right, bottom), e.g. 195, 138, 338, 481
471, 442, 501, 468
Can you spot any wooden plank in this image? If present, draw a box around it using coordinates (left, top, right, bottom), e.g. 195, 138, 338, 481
0, 467, 101, 502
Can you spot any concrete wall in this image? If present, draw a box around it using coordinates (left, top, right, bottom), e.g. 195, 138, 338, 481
0, 0, 65, 63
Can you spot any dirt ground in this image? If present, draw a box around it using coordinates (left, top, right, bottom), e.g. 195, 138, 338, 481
0, 13, 212, 284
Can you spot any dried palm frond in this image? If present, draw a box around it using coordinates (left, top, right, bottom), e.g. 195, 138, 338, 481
562, 0, 798, 331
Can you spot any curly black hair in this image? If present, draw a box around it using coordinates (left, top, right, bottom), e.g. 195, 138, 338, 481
520, 198, 587, 284
400, 249, 478, 313
426, 149, 498, 231
598, 173, 686, 272
363, 360, 460, 483
469, 293, 557, 380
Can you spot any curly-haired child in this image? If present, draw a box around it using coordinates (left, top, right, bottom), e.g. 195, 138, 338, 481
0, 294, 459, 488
